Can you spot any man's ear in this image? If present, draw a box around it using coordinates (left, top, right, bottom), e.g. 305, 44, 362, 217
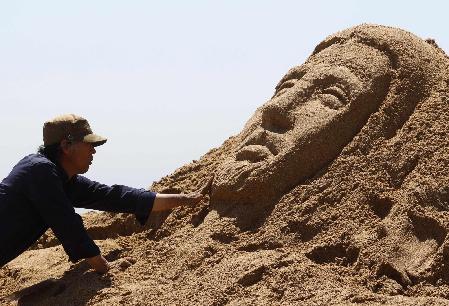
60, 140, 71, 154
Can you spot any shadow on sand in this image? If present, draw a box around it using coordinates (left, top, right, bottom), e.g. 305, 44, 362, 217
4, 251, 122, 306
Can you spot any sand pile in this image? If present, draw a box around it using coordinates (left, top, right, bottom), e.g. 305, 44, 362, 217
2, 24, 449, 305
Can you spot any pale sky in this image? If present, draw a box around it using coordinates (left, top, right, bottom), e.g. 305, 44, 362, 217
1, 1, 448, 213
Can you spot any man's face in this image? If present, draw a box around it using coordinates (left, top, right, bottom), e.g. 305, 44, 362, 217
65, 141, 96, 174
211, 42, 391, 205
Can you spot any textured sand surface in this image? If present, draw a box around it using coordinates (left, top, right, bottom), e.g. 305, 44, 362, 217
2, 24, 449, 305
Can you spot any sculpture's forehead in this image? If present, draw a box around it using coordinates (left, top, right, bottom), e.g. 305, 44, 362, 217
285, 42, 391, 83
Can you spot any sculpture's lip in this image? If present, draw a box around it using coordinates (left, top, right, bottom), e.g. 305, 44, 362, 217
235, 144, 272, 163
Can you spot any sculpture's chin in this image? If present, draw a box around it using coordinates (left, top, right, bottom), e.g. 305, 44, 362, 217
217, 160, 260, 185
211, 158, 266, 202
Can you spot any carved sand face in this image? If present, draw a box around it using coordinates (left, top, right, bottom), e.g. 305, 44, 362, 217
212, 43, 391, 205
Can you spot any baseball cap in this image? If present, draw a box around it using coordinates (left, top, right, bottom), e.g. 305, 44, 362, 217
43, 114, 107, 147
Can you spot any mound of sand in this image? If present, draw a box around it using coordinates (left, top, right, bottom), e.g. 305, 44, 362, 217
2, 24, 449, 305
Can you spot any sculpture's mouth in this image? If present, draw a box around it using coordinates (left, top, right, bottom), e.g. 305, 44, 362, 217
235, 145, 273, 163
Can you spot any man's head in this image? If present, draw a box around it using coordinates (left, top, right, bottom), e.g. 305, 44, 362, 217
41, 114, 107, 176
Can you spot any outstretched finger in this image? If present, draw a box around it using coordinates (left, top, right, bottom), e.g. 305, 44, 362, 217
199, 175, 214, 196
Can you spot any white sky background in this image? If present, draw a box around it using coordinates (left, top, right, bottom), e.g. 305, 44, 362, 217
1, 1, 448, 214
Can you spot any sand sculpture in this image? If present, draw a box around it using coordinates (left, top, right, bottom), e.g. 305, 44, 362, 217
1, 24, 449, 305
212, 24, 443, 208
212, 29, 391, 207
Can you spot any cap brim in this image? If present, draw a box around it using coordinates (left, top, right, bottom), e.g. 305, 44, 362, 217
83, 134, 107, 147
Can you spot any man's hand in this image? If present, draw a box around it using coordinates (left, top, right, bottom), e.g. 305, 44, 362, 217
86, 254, 110, 274
152, 176, 214, 212
152, 193, 204, 212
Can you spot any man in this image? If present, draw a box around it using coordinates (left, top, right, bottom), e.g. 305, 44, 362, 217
0, 114, 204, 273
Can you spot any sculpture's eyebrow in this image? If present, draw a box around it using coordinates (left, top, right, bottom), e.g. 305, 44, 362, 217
324, 68, 362, 92
274, 68, 308, 92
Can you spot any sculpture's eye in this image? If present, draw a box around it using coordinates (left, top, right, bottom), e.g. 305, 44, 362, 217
275, 79, 298, 97
318, 85, 349, 110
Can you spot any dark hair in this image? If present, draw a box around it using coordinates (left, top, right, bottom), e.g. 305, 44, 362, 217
37, 143, 62, 163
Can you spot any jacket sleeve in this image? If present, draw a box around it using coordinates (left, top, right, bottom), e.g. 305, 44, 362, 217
26, 162, 100, 263
68, 175, 156, 226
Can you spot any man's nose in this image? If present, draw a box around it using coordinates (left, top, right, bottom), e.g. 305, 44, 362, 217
92, 146, 96, 154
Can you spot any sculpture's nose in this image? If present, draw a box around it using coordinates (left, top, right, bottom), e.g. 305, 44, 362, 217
236, 101, 295, 158
261, 104, 293, 134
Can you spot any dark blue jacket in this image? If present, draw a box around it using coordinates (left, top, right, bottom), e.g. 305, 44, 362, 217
0, 153, 156, 266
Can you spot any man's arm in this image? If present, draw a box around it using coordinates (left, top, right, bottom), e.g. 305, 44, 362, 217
70, 176, 212, 273
68, 176, 157, 225
82, 193, 205, 274
70, 176, 212, 222
26, 162, 103, 271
